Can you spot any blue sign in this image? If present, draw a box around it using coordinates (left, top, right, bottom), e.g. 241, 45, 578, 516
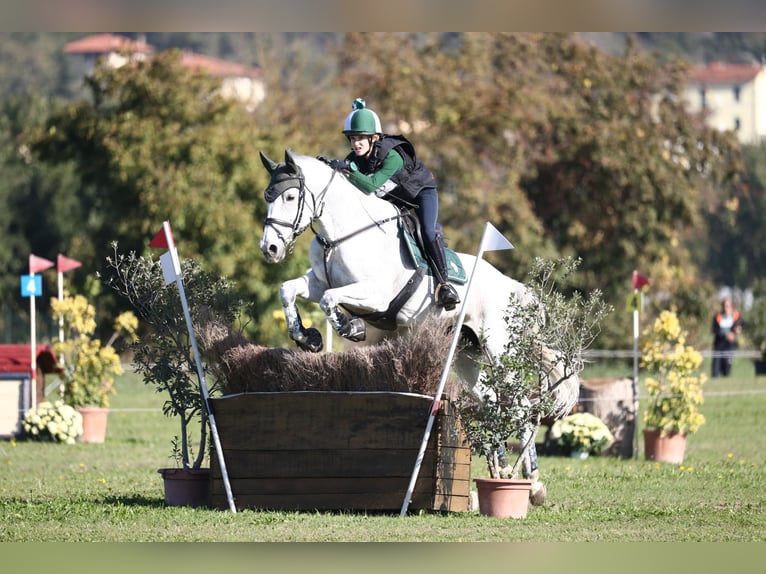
20, 274, 42, 297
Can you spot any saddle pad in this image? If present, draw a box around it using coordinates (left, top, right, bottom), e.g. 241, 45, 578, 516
401, 224, 467, 285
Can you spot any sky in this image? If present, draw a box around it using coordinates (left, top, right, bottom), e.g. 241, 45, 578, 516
3, 0, 766, 32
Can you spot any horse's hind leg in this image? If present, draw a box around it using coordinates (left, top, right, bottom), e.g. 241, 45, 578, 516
519, 424, 547, 506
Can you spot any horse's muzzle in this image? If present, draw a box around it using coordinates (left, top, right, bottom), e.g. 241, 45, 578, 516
260, 240, 284, 263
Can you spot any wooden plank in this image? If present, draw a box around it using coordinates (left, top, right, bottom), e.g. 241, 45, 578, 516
210, 455, 471, 483
208, 391, 472, 512
211, 476, 432, 495
211, 448, 437, 478
212, 392, 438, 450
431, 493, 470, 513
436, 401, 471, 449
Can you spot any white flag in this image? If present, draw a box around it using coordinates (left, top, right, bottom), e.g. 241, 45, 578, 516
159, 251, 179, 285
480, 222, 514, 252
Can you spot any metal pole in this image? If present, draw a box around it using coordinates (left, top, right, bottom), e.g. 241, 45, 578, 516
162, 222, 237, 513
30, 287, 37, 411
632, 301, 639, 459
58, 270, 64, 344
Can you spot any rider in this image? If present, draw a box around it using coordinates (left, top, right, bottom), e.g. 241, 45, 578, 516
325, 98, 460, 311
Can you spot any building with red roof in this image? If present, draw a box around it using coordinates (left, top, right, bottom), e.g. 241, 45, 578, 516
63, 34, 265, 111
684, 61, 766, 144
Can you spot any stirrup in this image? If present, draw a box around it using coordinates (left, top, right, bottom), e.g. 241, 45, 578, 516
435, 282, 460, 311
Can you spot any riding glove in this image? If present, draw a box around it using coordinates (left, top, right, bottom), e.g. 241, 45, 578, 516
329, 159, 350, 171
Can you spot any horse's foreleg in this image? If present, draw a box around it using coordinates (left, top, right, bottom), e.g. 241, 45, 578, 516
319, 300, 366, 342
318, 282, 387, 343
280, 275, 324, 352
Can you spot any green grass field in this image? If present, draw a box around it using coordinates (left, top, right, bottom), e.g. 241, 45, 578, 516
1, 358, 764, 543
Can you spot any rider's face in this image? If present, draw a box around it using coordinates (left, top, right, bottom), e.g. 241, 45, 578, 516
349, 135, 374, 157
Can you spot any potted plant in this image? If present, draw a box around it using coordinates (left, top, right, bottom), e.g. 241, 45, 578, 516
456, 256, 610, 518
549, 412, 614, 459
640, 310, 706, 464
51, 293, 138, 443
747, 278, 766, 375
100, 244, 244, 507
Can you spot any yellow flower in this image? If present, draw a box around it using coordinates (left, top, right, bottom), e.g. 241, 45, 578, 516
52, 294, 135, 409
641, 311, 706, 435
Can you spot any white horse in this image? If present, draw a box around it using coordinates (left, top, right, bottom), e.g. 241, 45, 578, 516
258, 150, 577, 503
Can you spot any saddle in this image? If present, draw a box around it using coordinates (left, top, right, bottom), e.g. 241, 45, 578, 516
352, 206, 466, 331
397, 208, 467, 285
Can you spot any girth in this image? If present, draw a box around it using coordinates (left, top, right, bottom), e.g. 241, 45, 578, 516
351, 266, 427, 331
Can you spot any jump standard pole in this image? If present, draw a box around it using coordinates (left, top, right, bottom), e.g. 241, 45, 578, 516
630, 270, 650, 460
150, 221, 237, 513
399, 222, 513, 517
27, 255, 55, 411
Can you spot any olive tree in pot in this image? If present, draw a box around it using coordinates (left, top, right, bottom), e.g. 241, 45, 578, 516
456, 256, 610, 517
100, 244, 245, 506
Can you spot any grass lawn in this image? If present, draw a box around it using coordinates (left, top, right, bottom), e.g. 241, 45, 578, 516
1, 360, 764, 545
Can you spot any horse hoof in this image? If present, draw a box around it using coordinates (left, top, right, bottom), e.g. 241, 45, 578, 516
529, 481, 547, 506
296, 328, 323, 352
339, 317, 366, 342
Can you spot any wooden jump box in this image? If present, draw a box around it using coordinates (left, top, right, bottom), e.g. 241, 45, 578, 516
209, 391, 471, 513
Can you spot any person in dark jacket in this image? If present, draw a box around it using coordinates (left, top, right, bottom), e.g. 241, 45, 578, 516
324, 98, 460, 310
712, 297, 744, 377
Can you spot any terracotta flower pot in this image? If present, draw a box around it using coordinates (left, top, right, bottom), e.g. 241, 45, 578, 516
76, 407, 109, 443
473, 477, 532, 519
643, 428, 686, 464
158, 468, 211, 508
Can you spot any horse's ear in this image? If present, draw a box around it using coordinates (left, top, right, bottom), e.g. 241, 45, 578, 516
259, 151, 278, 174
284, 149, 297, 167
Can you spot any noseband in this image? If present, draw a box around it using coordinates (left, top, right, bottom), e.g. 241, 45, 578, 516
263, 165, 335, 254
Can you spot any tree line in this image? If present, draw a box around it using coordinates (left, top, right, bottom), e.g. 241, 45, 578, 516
1, 32, 764, 349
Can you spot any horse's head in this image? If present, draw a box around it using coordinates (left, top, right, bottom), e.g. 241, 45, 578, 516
259, 150, 323, 263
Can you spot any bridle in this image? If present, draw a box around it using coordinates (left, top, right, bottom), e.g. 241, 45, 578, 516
263, 160, 400, 285
262, 165, 335, 255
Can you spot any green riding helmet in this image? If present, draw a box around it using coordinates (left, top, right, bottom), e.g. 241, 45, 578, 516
342, 97, 382, 136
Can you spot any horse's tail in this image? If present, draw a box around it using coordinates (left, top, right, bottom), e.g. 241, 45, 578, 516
540, 346, 581, 420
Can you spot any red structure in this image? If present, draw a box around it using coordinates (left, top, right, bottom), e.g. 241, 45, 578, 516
0, 345, 60, 437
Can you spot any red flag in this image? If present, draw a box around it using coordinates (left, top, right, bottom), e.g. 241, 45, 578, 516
149, 227, 168, 249
57, 254, 82, 273
632, 270, 650, 290
29, 254, 55, 275
149, 221, 175, 250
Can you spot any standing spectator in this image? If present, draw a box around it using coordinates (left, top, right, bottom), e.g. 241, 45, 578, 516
712, 297, 743, 377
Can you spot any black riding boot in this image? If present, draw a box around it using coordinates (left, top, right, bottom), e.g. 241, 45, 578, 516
426, 236, 460, 311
